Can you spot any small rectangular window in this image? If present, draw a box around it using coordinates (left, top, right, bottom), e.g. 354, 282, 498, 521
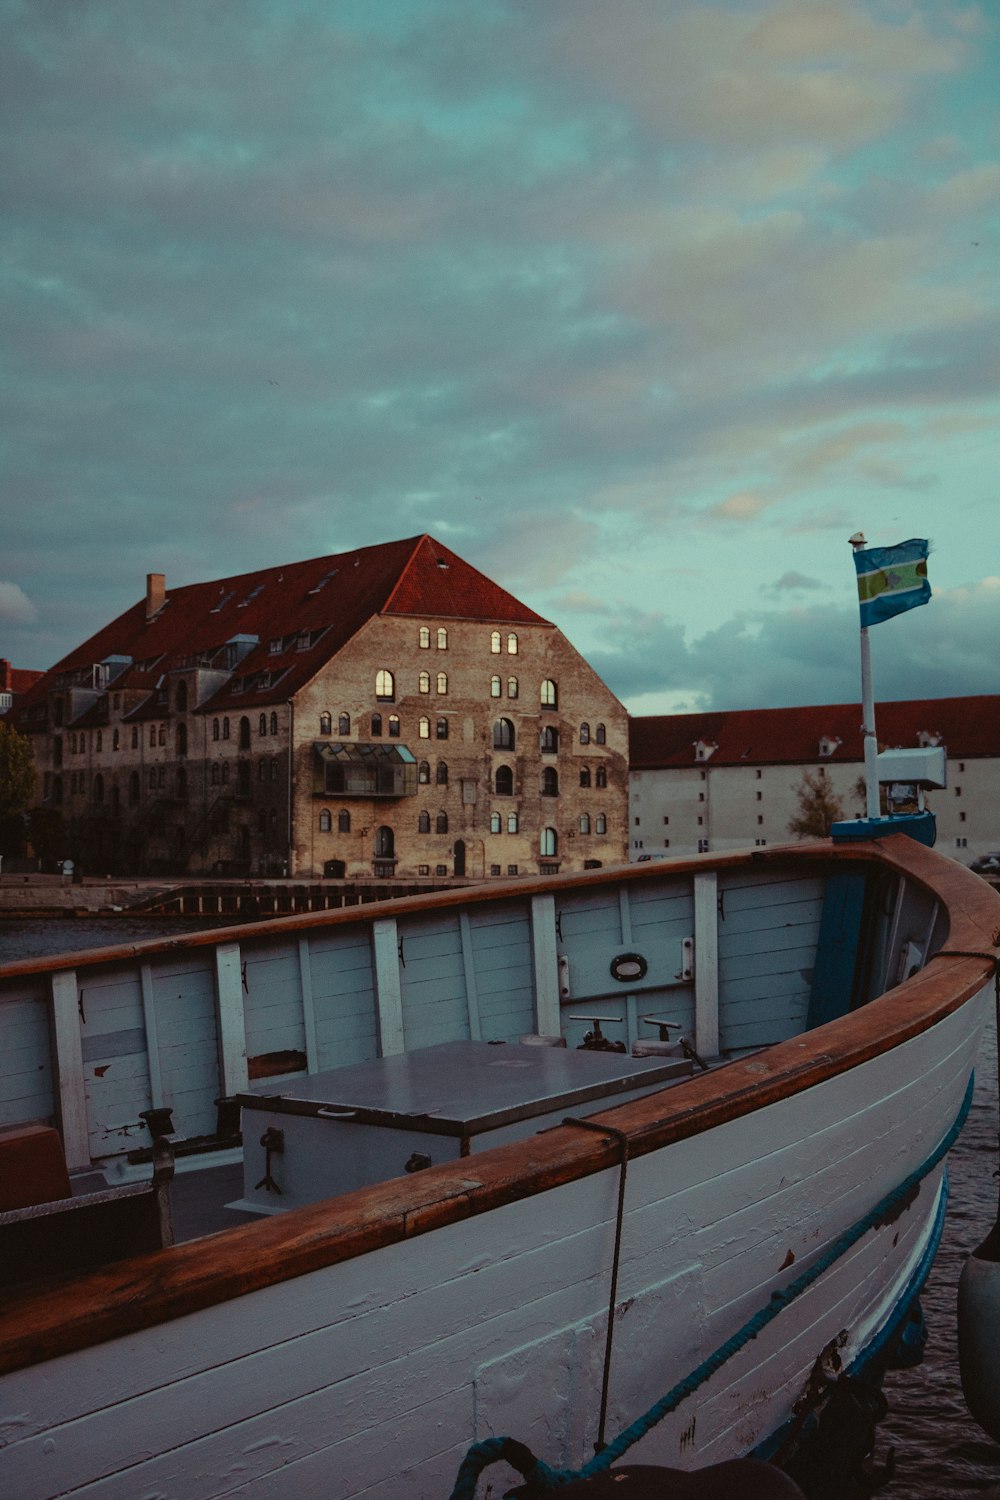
662, 815, 669, 824
697, 838, 709, 852
490, 864, 502, 876
959, 811, 966, 822
507, 864, 518, 875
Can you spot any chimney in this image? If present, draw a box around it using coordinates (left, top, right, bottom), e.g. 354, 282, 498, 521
0, 659, 10, 692
146, 573, 165, 620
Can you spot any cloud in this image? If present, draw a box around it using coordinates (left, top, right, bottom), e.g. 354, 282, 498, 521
0, 582, 38, 625
763, 572, 826, 594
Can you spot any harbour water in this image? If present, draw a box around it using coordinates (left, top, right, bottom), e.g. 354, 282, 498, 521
1, 916, 999, 1496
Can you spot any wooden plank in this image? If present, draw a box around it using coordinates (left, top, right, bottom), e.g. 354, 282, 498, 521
139, 962, 164, 1108
50, 969, 90, 1172
458, 912, 481, 1041
531, 893, 561, 1036
372, 918, 404, 1056
213, 943, 248, 1099
298, 938, 319, 1073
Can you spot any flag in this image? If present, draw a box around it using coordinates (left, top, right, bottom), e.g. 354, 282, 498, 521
853, 538, 931, 627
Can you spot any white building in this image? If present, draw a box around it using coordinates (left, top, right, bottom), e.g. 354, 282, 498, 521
629, 697, 1000, 867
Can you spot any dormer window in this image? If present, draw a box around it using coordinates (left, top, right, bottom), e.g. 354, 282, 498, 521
269, 638, 282, 654
694, 740, 717, 762
917, 729, 943, 748
819, 736, 842, 758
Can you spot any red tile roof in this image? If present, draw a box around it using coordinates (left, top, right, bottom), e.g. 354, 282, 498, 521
14, 536, 549, 724
630, 697, 1000, 768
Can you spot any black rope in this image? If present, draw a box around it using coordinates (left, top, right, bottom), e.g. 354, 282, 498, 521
563, 1117, 630, 1453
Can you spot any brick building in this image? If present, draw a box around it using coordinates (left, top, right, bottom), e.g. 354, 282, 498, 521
14, 537, 628, 878
628, 697, 1000, 866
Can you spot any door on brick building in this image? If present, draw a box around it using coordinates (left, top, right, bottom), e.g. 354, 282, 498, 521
453, 839, 466, 877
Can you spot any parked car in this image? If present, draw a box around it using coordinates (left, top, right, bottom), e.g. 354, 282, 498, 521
970, 852, 1000, 875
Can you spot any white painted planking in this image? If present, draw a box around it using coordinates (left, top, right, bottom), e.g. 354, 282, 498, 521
372, 917, 404, 1056
530, 892, 560, 1036
50, 968, 90, 1170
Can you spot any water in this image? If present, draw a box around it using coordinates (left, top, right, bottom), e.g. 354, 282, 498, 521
2, 917, 999, 1495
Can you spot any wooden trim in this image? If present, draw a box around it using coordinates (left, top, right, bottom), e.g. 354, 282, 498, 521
693, 871, 720, 1057
50, 969, 90, 1173
372, 918, 404, 1056
214, 944, 248, 1098
0, 837, 996, 1377
531, 892, 560, 1036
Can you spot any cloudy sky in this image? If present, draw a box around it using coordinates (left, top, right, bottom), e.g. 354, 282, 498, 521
3, 0, 998, 714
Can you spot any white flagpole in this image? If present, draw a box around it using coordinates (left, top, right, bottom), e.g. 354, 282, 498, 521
850, 533, 881, 821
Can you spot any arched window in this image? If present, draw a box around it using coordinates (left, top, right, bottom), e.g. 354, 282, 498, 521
239, 717, 251, 749
112, 728, 120, 751
596, 813, 607, 835
490, 630, 502, 654
580, 722, 590, 745
270, 757, 278, 780
436, 672, 448, 695
159, 723, 168, 746
540, 679, 557, 709
541, 766, 559, 797
491, 675, 502, 698
495, 765, 513, 796
371, 713, 382, 736
507, 811, 519, 834
595, 723, 607, 745
437, 627, 448, 650
222, 716, 230, 740
493, 718, 515, 750
221, 761, 230, 784
176, 723, 188, 756
259, 713, 267, 737
596, 764, 607, 788
338, 809, 351, 832
580, 765, 592, 788
490, 812, 501, 834
131, 726, 139, 749
375, 669, 395, 702
419, 717, 430, 739
129, 771, 140, 805
436, 811, 449, 834
211, 763, 220, 785
507, 633, 518, 654
540, 726, 559, 754
258, 759, 267, 782
436, 718, 448, 740
375, 826, 394, 857
507, 676, 518, 699
319, 809, 333, 833
580, 813, 591, 834
149, 725, 156, 748
541, 827, 558, 857
418, 760, 430, 784
176, 680, 188, 713
96, 730, 103, 752
419, 671, 430, 694
419, 626, 430, 648
338, 712, 350, 736
319, 712, 332, 736
418, 810, 431, 833
388, 715, 400, 738
436, 761, 448, 785
270, 711, 279, 735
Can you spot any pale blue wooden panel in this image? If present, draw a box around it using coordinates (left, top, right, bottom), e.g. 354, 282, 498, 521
555, 889, 623, 943
149, 957, 221, 1138
0, 989, 54, 1125
469, 903, 535, 1036
242, 941, 306, 1075
75, 967, 153, 1156
399, 914, 470, 1051
308, 927, 378, 1071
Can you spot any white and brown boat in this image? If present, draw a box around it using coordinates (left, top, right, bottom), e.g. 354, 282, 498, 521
0, 829, 997, 1498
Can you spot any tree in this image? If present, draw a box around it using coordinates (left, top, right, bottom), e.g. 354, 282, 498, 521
787, 770, 846, 839
0, 721, 35, 854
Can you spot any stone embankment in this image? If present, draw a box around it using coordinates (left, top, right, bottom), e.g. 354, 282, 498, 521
0, 874, 459, 919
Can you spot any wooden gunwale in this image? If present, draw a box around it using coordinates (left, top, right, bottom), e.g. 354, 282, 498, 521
0, 835, 997, 1377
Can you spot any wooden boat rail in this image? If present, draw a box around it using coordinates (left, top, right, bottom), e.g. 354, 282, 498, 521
0, 835, 997, 1379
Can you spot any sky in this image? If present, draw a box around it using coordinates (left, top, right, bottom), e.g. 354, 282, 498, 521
2, 0, 998, 716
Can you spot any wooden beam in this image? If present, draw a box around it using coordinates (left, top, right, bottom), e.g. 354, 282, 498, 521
139, 963, 164, 1108
298, 938, 319, 1073
214, 943, 248, 1098
531, 893, 561, 1036
50, 969, 90, 1172
693, 872, 720, 1058
372, 918, 405, 1056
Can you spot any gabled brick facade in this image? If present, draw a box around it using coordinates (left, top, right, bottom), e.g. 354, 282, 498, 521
15, 537, 627, 878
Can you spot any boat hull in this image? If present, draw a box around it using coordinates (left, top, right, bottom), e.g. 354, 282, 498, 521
0, 998, 986, 1499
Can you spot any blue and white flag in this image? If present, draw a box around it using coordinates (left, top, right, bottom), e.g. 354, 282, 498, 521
853, 539, 931, 628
